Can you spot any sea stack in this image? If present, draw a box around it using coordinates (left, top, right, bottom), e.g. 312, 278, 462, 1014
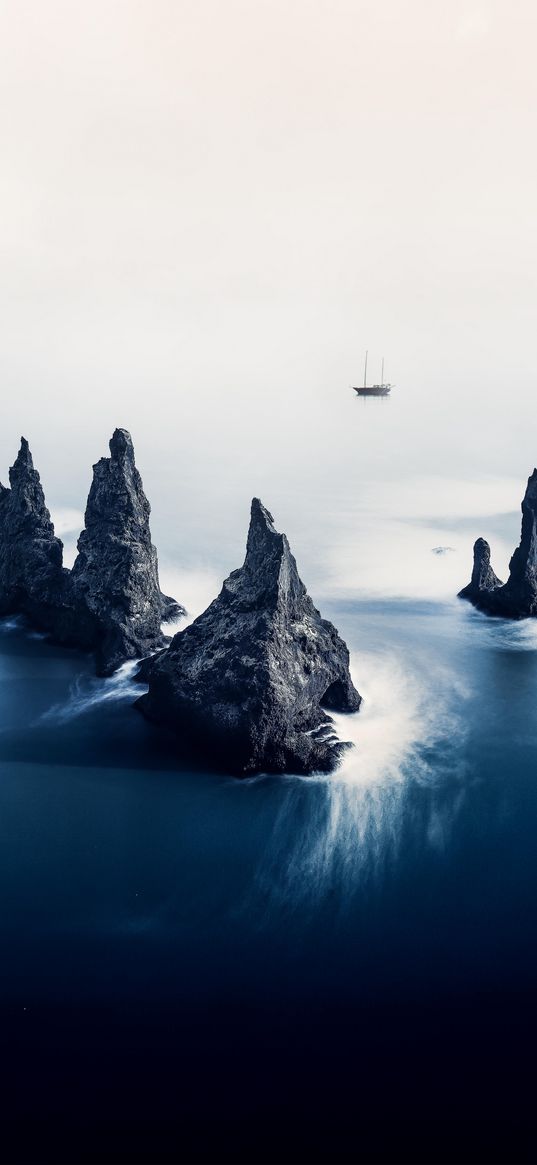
70, 428, 185, 674
458, 538, 503, 604
0, 430, 184, 674
459, 469, 537, 617
0, 438, 68, 625
137, 498, 361, 775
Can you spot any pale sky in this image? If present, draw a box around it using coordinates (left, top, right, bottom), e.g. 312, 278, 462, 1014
0, 0, 535, 598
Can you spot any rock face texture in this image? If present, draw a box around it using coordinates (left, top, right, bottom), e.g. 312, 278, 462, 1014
459, 469, 537, 617
0, 430, 184, 673
137, 498, 361, 775
0, 438, 68, 625
70, 428, 184, 674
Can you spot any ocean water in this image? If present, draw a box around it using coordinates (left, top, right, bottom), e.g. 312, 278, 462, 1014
2, 394, 537, 1164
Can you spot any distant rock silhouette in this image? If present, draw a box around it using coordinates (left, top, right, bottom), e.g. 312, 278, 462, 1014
137, 498, 361, 775
459, 469, 537, 617
0, 430, 184, 673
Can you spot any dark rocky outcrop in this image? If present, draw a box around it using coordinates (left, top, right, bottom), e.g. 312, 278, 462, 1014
69, 428, 184, 673
458, 538, 503, 603
0, 431, 184, 674
459, 469, 537, 617
137, 498, 361, 775
0, 438, 70, 626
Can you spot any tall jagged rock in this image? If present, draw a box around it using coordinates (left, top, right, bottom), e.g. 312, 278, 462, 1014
459, 469, 537, 617
137, 498, 361, 775
0, 438, 68, 623
496, 469, 537, 616
70, 428, 185, 674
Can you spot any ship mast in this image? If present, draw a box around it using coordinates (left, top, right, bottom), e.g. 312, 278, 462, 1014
364, 350, 368, 388
381, 357, 384, 386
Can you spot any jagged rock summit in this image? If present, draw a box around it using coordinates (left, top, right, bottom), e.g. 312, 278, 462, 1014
70, 428, 184, 673
0, 430, 184, 673
459, 469, 537, 617
137, 498, 361, 775
0, 437, 67, 622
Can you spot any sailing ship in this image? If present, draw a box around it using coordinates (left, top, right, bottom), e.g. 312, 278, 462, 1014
353, 352, 392, 396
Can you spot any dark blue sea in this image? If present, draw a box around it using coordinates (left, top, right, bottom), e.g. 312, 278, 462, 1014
2, 588, 537, 1164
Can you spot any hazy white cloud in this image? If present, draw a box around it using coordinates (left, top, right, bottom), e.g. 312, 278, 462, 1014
456, 4, 492, 41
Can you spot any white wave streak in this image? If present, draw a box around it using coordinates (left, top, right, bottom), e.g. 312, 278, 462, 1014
0, 617, 23, 633
478, 615, 537, 653
39, 660, 143, 724
238, 651, 469, 923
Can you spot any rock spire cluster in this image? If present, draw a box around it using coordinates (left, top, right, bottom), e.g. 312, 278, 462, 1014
459, 469, 537, 617
0, 430, 184, 675
0, 436, 361, 775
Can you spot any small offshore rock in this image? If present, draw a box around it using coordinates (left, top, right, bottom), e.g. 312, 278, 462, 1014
458, 537, 503, 602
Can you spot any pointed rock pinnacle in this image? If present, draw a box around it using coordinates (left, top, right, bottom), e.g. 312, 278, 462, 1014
137, 497, 361, 776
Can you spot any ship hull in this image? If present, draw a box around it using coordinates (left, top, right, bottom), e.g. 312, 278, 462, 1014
353, 386, 391, 397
